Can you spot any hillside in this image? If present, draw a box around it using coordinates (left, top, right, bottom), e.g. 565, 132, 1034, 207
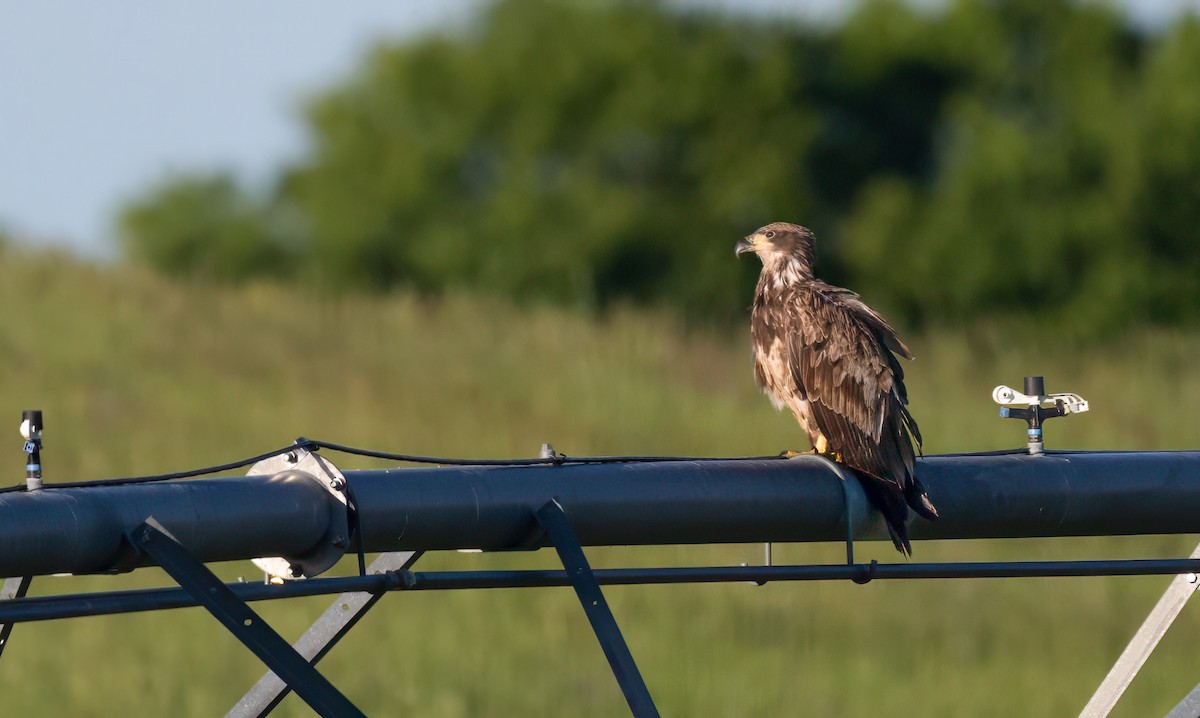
0, 247, 1198, 716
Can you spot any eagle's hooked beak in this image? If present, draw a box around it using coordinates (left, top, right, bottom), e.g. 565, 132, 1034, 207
734, 235, 756, 256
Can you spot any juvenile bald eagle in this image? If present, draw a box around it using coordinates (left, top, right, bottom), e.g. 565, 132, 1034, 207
736, 222, 937, 555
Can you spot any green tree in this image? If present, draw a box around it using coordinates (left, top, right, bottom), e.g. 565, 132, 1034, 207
1129, 16, 1200, 324
118, 173, 297, 282
839, 0, 1182, 334
284, 0, 813, 320
114, 0, 1200, 334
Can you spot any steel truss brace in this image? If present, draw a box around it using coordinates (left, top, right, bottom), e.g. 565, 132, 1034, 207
1079, 541, 1200, 718
0, 575, 32, 658
536, 499, 661, 718
227, 551, 422, 718
131, 518, 365, 718
1167, 683, 1200, 718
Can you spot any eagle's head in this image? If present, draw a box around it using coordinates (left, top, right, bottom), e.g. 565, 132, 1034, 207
735, 222, 816, 277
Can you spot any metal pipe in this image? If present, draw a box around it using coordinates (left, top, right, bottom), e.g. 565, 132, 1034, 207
1, 451, 1199, 578
349, 451, 1200, 550
0, 572, 396, 623
399, 559, 1200, 590
5, 558, 1200, 624
350, 454, 876, 551
0, 472, 339, 577
912, 451, 1200, 539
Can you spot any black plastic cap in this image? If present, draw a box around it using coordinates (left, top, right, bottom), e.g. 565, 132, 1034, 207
22, 410, 43, 431
1024, 376, 1045, 397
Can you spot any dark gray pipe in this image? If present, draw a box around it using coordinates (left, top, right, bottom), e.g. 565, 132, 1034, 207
350, 451, 1200, 551
0, 451, 1198, 578
911, 451, 1200, 539
351, 454, 874, 551
0, 472, 337, 577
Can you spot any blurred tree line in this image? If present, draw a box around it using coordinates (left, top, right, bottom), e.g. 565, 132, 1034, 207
118, 0, 1200, 332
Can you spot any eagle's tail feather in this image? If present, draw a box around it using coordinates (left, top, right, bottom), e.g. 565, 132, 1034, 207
905, 476, 939, 521
884, 403, 939, 522
854, 472, 912, 557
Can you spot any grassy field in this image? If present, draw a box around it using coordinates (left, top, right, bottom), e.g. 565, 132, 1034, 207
1, 246, 1199, 716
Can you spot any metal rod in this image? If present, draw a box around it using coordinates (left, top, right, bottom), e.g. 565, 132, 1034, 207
3, 451, 1200, 578
0, 573, 398, 624
228, 551, 422, 718
21, 410, 44, 492
830, 459, 862, 564
537, 500, 660, 718
1079, 542, 1200, 718
0, 575, 32, 657
133, 519, 365, 718
1165, 681, 1200, 718
399, 559, 1200, 590
6, 558, 1200, 625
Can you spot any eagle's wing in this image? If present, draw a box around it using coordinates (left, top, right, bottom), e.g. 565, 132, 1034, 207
786, 284, 922, 488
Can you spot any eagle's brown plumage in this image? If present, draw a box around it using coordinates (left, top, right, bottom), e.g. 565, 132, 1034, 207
737, 221, 937, 555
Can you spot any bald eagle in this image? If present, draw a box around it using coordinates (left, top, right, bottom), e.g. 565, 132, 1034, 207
736, 222, 937, 555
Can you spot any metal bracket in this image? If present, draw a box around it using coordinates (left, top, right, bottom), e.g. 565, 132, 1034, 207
744, 456, 865, 585
247, 447, 349, 581
0, 575, 32, 658
131, 518, 365, 718
836, 469, 858, 566
227, 550, 422, 718
1079, 541, 1200, 718
806, 455, 869, 566
535, 499, 660, 718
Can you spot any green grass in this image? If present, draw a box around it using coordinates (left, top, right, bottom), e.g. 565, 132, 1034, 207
1, 246, 1199, 716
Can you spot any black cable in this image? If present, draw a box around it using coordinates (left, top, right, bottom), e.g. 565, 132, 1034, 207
0, 443, 303, 494
926, 448, 1200, 458
0, 438, 789, 494
306, 439, 556, 466
925, 447, 1030, 458
1043, 448, 1200, 455
304, 438, 787, 467
10, 437, 1145, 496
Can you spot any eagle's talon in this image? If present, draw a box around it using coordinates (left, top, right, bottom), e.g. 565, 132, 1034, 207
781, 448, 841, 462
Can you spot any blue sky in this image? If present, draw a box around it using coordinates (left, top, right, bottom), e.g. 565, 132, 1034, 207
1, 1, 1197, 257
0, 2, 474, 257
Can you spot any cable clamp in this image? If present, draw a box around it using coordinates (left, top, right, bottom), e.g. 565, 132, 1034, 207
852, 560, 878, 585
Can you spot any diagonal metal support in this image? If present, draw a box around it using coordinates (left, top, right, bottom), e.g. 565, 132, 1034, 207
227, 550, 422, 718
131, 518, 365, 718
1079, 542, 1200, 718
1166, 682, 1200, 718
0, 575, 32, 658
535, 499, 660, 718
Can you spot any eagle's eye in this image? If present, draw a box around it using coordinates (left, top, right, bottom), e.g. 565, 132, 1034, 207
765, 230, 776, 239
